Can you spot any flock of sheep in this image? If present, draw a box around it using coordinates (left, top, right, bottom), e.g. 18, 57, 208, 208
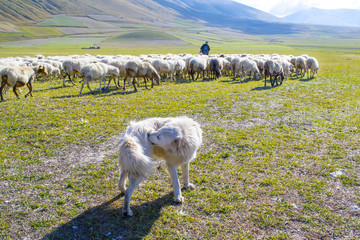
0, 52, 319, 101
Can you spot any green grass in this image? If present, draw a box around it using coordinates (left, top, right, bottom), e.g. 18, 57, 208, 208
37, 15, 87, 28
0, 46, 360, 239
108, 30, 180, 41
19, 26, 63, 37
0, 27, 63, 42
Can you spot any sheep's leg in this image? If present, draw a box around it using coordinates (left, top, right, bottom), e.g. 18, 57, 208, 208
132, 77, 137, 92
62, 73, 68, 87
99, 77, 103, 93
87, 81, 93, 93
195, 72, 200, 81
13, 86, 20, 99
144, 77, 149, 90
116, 77, 121, 88
0, 77, 8, 101
151, 77, 154, 88
123, 77, 127, 90
79, 81, 86, 95
25, 81, 33, 98
70, 74, 76, 85
264, 70, 267, 86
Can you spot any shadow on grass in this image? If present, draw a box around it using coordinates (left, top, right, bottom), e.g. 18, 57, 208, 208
50, 87, 136, 99
251, 83, 281, 91
300, 77, 313, 82
43, 193, 175, 240
34, 85, 65, 93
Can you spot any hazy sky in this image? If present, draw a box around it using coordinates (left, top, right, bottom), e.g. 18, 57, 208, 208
234, 0, 360, 17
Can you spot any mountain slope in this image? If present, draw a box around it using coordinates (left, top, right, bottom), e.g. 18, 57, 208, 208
0, 0, 178, 23
152, 0, 297, 34
152, 0, 279, 22
282, 8, 360, 28
0, 0, 298, 35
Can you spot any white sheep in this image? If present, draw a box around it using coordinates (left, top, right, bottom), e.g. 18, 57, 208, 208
124, 60, 142, 92
209, 58, 221, 79
241, 58, 261, 81
62, 59, 88, 87
231, 57, 242, 80
279, 60, 294, 80
151, 59, 174, 81
295, 56, 307, 78
264, 59, 284, 87
189, 57, 207, 81
79, 62, 119, 95
136, 62, 161, 89
305, 57, 319, 79
0, 65, 47, 101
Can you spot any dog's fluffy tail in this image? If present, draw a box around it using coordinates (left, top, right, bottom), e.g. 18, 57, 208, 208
118, 135, 153, 179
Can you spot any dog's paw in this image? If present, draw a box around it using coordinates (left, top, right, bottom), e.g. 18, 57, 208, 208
174, 195, 184, 204
118, 185, 126, 194
122, 208, 133, 217
184, 183, 196, 190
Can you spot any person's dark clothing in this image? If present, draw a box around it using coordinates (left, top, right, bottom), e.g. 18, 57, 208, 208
200, 43, 210, 55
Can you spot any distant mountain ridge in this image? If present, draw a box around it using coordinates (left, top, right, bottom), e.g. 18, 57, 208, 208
282, 8, 360, 28
0, 0, 295, 35
0, 0, 359, 36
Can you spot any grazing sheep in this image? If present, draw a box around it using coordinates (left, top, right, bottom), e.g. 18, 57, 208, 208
219, 58, 231, 76
241, 58, 261, 81
189, 57, 207, 81
231, 57, 242, 80
264, 59, 284, 87
209, 58, 221, 79
279, 60, 294, 80
305, 57, 319, 79
295, 56, 306, 78
253, 58, 265, 76
124, 60, 142, 92
0, 66, 47, 101
151, 59, 174, 81
32, 62, 60, 81
79, 62, 119, 95
135, 62, 161, 89
62, 59, 88, 87
107, 59, 127, 88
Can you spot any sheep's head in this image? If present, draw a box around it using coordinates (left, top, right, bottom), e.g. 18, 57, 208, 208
37, 66, 47, 76
289, 64, 295, 73
153, 71, 160, 85
254, 71, 260, 80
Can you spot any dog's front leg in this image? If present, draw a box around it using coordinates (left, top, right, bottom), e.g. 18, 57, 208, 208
167, 164, 183, 203
181, 162, 195, 190
122, 175, 142, 217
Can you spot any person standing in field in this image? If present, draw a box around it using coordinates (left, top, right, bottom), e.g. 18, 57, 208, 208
200, 41, 210, 55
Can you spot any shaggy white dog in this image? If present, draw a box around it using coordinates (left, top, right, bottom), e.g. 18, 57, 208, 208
118, 116, 202, 216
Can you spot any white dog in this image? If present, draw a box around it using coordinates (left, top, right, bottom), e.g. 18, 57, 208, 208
118, 116, 202, 216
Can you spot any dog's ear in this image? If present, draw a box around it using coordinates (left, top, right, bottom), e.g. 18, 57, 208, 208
171, 136, 182, 150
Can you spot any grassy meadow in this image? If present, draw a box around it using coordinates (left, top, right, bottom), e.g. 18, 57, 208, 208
0, 41, 360, 240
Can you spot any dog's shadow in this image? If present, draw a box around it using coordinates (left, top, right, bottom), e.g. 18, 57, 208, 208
43, 193, 175, 239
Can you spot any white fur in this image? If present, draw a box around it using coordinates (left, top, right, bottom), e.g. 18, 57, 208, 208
305, 57, 319, 79
118, 116, 202, 216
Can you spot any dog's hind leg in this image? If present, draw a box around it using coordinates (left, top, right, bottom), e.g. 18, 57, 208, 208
167, 164, 183, 204
118, 171, 128, 194
181, 162, 195, 190
122, 175, 142, 217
